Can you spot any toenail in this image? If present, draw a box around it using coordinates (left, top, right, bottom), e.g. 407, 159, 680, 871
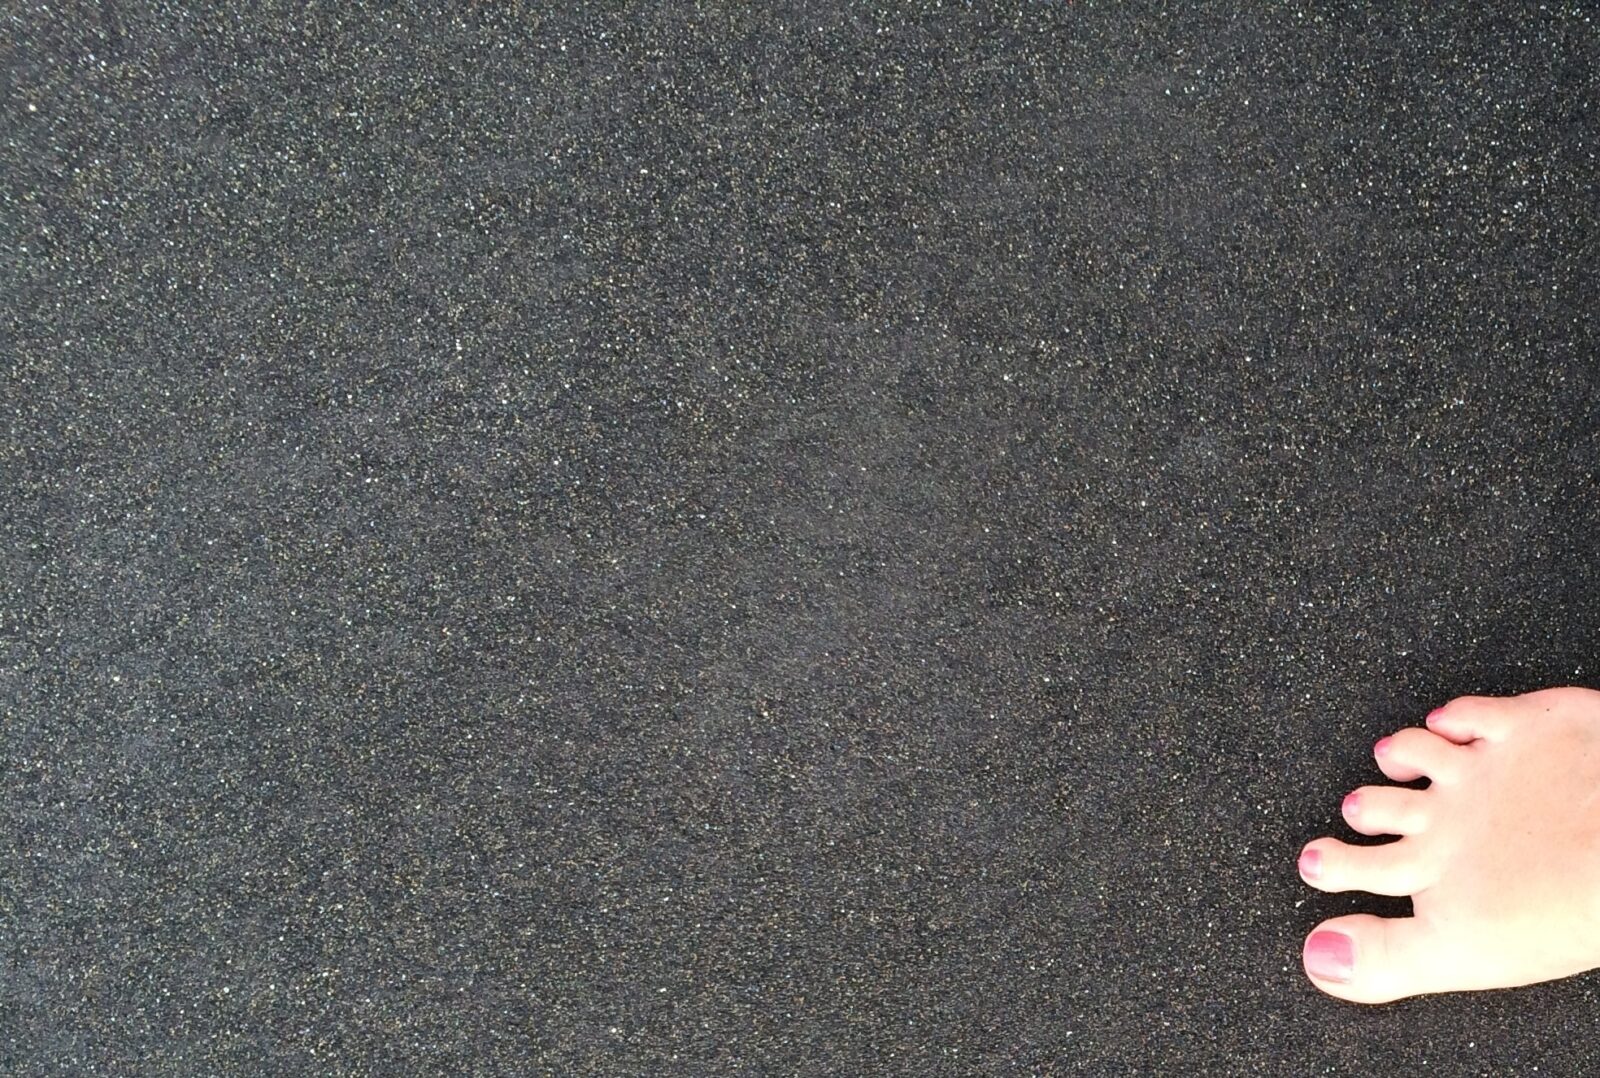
1298, 847, 1321, 879
1374, 736, 1393, 757
1342, 792, 1359, 815
1426, 707, 1447, 726
1305, 931, 1355, 982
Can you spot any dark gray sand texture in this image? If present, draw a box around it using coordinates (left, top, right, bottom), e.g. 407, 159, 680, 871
4, 4, 1599, 1075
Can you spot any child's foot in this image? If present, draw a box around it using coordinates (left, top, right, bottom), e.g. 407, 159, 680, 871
1299, 686, 1600, 1004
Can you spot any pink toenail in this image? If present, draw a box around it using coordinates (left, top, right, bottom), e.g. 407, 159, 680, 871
1298, 848, 1321, 879
1374, 736, 1393, 757
1426, 707, 1447, 726
1305, 931, 1355, 982
1342, 792, 1359, 815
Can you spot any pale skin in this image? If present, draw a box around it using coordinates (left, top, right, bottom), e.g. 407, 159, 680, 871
1299, 685, 1600, 1004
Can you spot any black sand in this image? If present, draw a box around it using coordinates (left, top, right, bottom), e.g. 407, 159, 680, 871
4, 4, 1599, 1074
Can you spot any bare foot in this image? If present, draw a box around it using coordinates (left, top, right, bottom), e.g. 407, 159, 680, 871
1299, 686, 1600, 1003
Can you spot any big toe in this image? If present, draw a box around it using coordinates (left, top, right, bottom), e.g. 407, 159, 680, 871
1303, 914, 1452, 1004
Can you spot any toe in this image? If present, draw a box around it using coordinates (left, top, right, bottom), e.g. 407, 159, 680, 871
1375, 726, 1468, 785
1303, 914, 1450, 1004
1425, 695, 1515, 744
1299, 836, 1436, 896
1342, 785, 1430, 836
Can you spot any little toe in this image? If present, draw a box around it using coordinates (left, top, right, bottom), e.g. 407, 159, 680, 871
1374, 726, 1468, 785
1342, 786, 1430, 837
1299, 836, 1435, 896
1303, 914, 1451, 1004
1425, 695, 1515, 744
